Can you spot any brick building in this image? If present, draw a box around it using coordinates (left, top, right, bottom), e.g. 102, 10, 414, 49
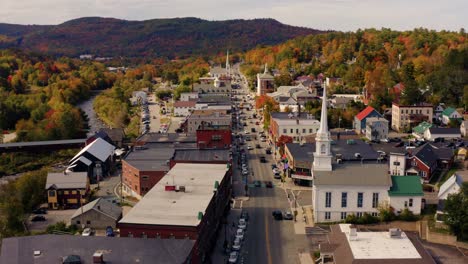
187, 110, 231, 134
118, 163, 232, 264
196, 124, 231, 149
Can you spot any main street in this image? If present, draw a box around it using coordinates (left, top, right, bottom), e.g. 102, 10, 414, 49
211, 67, 313, 264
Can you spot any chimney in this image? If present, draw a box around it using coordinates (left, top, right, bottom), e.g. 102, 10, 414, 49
93, 252, 104, 263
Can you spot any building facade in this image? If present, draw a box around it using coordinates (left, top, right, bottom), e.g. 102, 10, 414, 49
196, 125, 232, 149
187, 110, 231, 134
174, 101, 196, 117
270, 112, 320, 143
354, 106, 383, 134
256, 64, 275, 96
365, 117, 389, 141
391, 103, 433, 132
46, 172, 89, 210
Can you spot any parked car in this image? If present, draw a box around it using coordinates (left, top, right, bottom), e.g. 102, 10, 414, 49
31, 215, 46, 222
283, 211, 294, 220
32, 208, 47, 214
256, 144, 261, 149
235, 229, 244, 240
260, 156, 267, 163
274, 173, 282, 180
229, 251, 239, 263
394, 141, 404, 147
106, 226, 114, 237
254, 180, 261, 187
232, 238, 242, 251
82, 228, 93, 236
272, 210, 283, 220
240, 210, 249, 221
265, 149, 272, 154
247, 145, 253, 150
238, 219, 247, 229
265, 181, 273, 188
271, 164, 277, 170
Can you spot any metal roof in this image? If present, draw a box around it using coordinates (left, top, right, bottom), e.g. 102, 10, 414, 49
388, 176, 424, 196
71, 198, 122, 221
45, 172, 88, 190
70, 138, 115, 164
119, 163, 228, 227
0, 234, 194, 264
173, 149, 230, 162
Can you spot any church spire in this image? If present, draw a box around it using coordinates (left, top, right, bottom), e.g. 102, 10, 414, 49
313, 83, 332, 171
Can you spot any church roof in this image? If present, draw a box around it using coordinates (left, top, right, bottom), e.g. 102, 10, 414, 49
313, 162, 391, 186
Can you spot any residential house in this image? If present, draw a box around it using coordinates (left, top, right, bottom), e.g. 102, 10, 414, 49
365, 117, 389, 141
457, 147, 467, 161
118, 163, 232, 264
435, 171, 468, 222
45, 172, 89, 210
174, 101, 196, 117
441, 107, 462, 125
412, 121, 433, 139
330, 94, 362, 109
256, 64, 275, 96
434, 103, 446, 119
461, 120, 468, 137
402, 144, 453, 181
270, 112, 320, 143
424, 127, 461, 141
391, 103, 433, 132
388, 176, 424, 214
71, 198, 122, 229
67, 137, 115, 183
354, 106, 383, 134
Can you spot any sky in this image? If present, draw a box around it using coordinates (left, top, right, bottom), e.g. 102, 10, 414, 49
1, 0, 467, 31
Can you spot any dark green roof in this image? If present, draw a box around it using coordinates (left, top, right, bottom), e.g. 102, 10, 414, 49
441, 107, 456, 116
388, 176, 424, 196
412, 121, 433, 134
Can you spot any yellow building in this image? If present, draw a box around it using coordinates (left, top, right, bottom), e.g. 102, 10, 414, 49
45, 172, 89, 209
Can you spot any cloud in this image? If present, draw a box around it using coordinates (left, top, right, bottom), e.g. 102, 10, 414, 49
0, 0, 466, 31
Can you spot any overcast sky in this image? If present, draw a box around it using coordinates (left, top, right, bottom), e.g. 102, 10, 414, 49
1, 0, 466, 31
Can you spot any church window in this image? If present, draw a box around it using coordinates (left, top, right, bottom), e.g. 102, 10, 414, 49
321, 144, 326, 154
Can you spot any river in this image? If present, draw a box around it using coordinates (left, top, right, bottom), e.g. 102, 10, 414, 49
77, 91, 107, 137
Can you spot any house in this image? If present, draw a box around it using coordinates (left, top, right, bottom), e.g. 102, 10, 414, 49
330, 94, 362, 109
424, 127, 461, 141
441, 107, 462, 125
457, 147, 467, 161
388, 175, 424, 215
71, 198, 122, 229
435, 171, 468, 222
118, 163, 231, 264
391, 103, 433, 132
354, 106, 383, 134
270, 112, 320, 143
256, 64, 275, 96
412, 121, 433, 139
67, 137, 115, 183
434, 103, 446, 119
318, 224, 436, 264
45, 172, 89, 210
460, 120, 468, 137
99, 128, 125, 148
365, 117, 389, 141
0, 235, 194, 264
174, 101, 196, 117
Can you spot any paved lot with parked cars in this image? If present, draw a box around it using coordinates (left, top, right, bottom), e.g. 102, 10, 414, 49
28, 209, 76, 232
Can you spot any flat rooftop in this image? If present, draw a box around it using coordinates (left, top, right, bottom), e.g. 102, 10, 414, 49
340, 224, 420, 259
119, 163, 228, 227
173, 149, 231, 162
321, 225, 436, 264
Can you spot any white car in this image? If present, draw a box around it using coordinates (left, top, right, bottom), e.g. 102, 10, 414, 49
381, 138, 389, 143
247, 146, 253, 150
238, 219, 247, 229
273, 168, 280, 174
229, 251, 239, 263
235, 228, 244, 240
244, 130, 250, 134
232, 237, 242, 251
82, 228, 93, 236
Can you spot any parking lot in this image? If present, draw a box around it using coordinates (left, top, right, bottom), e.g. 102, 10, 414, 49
28, 209, 76, 232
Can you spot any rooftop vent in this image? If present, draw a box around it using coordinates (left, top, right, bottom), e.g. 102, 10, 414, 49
349, 227, 358, 241
389, 228, 402, 238
93, 251, 104, 264
354, 153, 361, 158
33, 251, 41, 257
165, 185, 176, 191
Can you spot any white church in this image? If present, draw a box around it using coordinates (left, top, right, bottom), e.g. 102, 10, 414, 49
311, 85, 424, 223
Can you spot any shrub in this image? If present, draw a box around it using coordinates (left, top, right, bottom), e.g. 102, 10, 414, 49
398, 208, 419, 221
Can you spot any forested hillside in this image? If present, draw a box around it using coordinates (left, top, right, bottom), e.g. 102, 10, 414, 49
0, 17, 322, 58
0, 50, 115, 141
241, 28, 467, 110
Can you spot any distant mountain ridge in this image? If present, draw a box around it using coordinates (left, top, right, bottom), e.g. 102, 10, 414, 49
0, 17, 323, 58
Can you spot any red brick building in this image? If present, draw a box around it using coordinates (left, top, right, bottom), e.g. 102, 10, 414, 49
118, 163, 232, 264
169, 149, 231, 169
196, 124, 231, 149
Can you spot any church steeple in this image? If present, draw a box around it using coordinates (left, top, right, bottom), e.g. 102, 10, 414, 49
225, 50, 231, 77
313, 83, 332, 171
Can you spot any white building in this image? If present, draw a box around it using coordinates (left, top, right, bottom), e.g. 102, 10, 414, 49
173, 101, 196, 117
180, 92, 199, 102
365, 117, 389, 141
441, 107, 462, 125
312, 85, 423, 223
424, 127, 461, 141
270, 112, 320, 143
461, 120, 468, 137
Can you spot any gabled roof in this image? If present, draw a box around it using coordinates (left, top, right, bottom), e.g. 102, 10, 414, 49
438, 174, 463, 199
412, 144, 438, 166
388, 176, 424, 196
413, 121, 433, 134
45, 172, 88, 190
441, 107, 456, 116
70, 137, 115, 164
428, 127, 461, 135
71, 198, 122, 221
355, 106, 379, 121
